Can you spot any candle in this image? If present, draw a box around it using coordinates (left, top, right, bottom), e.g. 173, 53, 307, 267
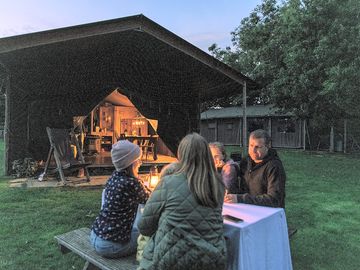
149, 166, 160, 188
149, 175, 159, 188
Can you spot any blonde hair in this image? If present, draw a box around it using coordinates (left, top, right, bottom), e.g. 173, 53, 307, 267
173, 133, 224, 208
160, 162, 179, 178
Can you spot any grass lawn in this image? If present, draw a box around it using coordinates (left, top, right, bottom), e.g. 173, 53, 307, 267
0, 142, 359, 269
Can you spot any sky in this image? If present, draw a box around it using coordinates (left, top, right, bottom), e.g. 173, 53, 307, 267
0, 0, 263, 53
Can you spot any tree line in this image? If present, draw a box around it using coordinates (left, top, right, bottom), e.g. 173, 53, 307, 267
208, 0, 360, 151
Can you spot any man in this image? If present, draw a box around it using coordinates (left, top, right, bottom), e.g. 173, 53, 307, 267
225, 129, 286, 208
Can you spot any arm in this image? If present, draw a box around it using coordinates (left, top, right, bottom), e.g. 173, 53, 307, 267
138, 178, 167, 236
222, 162, 240, 194
133, 179, 151, 204
237, 161, 286, 208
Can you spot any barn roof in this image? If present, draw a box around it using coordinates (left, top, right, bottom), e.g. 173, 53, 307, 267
0, 14, 256, 103
201, 104, 293, 120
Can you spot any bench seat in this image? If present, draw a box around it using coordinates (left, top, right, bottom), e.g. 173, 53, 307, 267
54, 227, 138, 270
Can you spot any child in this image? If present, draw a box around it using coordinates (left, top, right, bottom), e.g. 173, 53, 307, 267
90, 140, 150, 258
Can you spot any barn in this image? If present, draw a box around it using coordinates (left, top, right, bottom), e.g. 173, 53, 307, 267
0, 14, 255, 174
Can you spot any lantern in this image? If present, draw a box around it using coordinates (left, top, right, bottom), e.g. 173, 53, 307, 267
149, 166, 159, 188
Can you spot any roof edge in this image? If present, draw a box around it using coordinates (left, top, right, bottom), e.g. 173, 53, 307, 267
0, 14, 145, 54
0, 14, 256, 87
138, 16, 255, 86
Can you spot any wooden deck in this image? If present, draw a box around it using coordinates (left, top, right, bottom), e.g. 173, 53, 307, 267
9, 152, 177, 189
84, 151, 177, 169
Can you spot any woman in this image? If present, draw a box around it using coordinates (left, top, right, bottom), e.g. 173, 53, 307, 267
209, 142, 241, 194
138, 133, 227, 270
90, 140, 150, 258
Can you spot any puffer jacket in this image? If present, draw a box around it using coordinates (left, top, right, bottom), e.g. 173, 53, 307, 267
138, 173, 227, 270
238, 148, 286, 208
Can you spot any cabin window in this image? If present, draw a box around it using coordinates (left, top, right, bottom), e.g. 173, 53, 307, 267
277, 118, 296, 133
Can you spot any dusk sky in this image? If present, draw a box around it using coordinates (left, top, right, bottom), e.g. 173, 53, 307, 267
0, 0, 263, 52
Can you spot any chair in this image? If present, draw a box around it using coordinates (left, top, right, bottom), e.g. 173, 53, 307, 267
115, 131, 126, 141
42, 127, 91, 184
141, 139, 155, 161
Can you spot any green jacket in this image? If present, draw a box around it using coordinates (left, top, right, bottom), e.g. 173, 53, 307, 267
138, 173, 227, 270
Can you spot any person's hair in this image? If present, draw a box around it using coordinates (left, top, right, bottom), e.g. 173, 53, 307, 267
249, 129, 271, 147
160, 162, 179, 179
209, 141, 227, 161
173, 133, 224, 208
123, 160, 138, 178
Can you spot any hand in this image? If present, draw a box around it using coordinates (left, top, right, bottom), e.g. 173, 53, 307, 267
215, 159, 225, 169
224, 194, 238, 203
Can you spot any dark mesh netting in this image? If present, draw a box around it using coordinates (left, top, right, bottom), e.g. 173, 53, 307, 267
0, 15, 253, 174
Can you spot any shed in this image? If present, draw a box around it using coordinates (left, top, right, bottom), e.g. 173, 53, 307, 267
201, 104, 304, 148
0, 14, 255, 174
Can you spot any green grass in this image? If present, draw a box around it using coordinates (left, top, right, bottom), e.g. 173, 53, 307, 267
0, 142, 359, 269
281, 150, 360, 270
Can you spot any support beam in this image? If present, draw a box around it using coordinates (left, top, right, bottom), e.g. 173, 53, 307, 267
4, 74, 10, 174
242, 81, 247, 154
215, 119, 218, 141
303, 120, 306, 151
344, 119, 347, 153
330, 125, 334, 152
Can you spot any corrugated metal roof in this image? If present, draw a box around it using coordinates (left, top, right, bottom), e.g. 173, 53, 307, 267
201, 105, 293, 119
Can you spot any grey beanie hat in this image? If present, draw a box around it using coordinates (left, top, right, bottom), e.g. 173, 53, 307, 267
111, 140, 142, 171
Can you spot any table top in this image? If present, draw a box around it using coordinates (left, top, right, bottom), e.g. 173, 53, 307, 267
222, 203, 283, 228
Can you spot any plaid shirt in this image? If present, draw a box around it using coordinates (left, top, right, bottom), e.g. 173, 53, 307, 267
92, 170, 150, 242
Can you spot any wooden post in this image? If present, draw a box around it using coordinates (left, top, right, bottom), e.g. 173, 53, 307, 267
329, 125, 334, 152
344, 119, 347, 153
242, 81, 247, 154
303, 120, 306, 151
238, 116, 242, 146
215, 119, 218, 141
269, 118, 272, 137
4, 74, 10, 174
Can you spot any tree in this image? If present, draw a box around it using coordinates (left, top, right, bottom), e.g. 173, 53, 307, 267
209, 0, 360, 121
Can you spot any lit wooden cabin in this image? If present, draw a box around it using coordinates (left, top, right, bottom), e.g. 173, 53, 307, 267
80, 90, 176, 167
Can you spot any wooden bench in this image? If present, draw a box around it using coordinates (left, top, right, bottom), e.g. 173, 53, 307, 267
54, 227, 138, 270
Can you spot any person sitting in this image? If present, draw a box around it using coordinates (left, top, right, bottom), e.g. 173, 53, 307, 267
225, 129, 286, 208
90, 140, 150, 258
209, 142, 241, 194
137, 133, 227, 270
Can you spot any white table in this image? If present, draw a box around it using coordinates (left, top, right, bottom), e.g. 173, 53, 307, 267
223, 203, 292, 270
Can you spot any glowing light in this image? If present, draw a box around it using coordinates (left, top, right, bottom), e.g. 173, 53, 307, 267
149, 175, 159, 188
149, 166, 159, 188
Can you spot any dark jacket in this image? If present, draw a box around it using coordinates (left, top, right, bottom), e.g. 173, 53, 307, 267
138, 173, 227, 270
237, 149, 286, 208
